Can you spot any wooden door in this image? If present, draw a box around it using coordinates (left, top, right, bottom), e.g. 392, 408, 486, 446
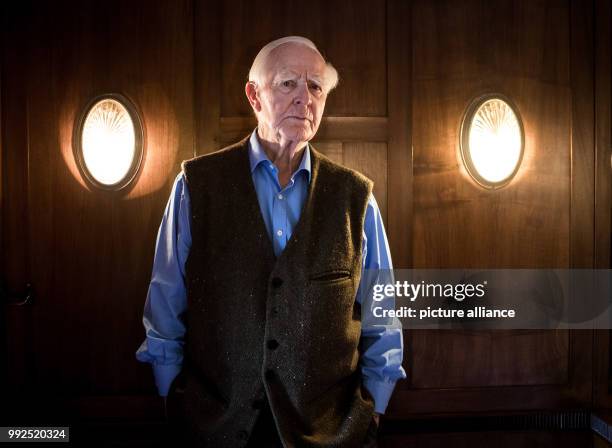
1, 0, 195, 426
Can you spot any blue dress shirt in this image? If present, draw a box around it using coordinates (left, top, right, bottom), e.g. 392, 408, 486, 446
136, 129, 406, 414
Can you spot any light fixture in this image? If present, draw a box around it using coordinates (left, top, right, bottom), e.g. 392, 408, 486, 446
460, 94, 524, 189
74, 94, 143, 190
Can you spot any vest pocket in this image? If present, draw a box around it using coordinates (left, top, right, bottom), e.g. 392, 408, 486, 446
309, 269, 352, 283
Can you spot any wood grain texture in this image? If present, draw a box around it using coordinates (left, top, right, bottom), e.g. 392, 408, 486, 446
594, 0, 611, 270
593, 0, 612, 410
410, 330, 568, 388
313, 140, 389, 225
412, 0, 570, 269
194, 0, 221, 154
220, 0, 387, 117
387, 0, 413, 269
1, 1, 34, 394
391, 0, 593, 416
570, 0, 595, 270
5, 0, 195, 399
343, 142, 388, 224
313, 141, 343, 165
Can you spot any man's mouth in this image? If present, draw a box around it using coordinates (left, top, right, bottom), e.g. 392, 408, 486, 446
286, 116, 311, 122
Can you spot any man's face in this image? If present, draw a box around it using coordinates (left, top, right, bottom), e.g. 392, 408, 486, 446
253, 43, 328, 143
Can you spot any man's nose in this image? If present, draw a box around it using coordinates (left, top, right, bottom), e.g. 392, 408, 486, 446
293, 82, 311, 106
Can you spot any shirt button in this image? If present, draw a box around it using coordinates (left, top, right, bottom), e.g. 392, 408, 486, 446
276, 229, 283, 237
267, 339, 279, 350
277, 193, 283, 200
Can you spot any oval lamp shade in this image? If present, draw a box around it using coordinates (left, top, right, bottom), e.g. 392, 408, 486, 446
460, 95, 524, 189
75, 94, 143, 190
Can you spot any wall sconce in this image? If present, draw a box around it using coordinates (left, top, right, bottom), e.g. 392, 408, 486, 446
460, 94, 524, 189
74, 94, 143, 190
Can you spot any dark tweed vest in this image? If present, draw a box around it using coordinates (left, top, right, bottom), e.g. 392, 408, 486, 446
168, 135, 375, 447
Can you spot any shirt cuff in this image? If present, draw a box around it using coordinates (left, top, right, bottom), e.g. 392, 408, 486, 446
363, 378, 398, 414
153, 363, 182, 397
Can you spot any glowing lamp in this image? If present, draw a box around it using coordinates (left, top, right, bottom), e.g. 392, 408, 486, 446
460, 95, 524, 188
75, 94, 143, 190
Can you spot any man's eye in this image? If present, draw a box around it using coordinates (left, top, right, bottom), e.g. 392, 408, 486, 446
309, 83, 323, 93
281, 80, 296, 88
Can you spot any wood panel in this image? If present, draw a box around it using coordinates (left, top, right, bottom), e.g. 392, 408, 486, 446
194, 0, 221, 154
220, 0, 387, 118
3, 0, 195, 403
411, 330, 568, 388
386, 0, 413, 269
593, 0, 611, 271
343, 142, 388, 224
1, 1, 34, 395
314, 141, 343, 165
389, 0, 593, 416
315, 141, 389, 224
412, 0, 570, 269
593, 0, 612, 410
570, 0, 595, 270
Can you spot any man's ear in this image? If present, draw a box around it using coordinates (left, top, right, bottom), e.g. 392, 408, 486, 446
245, 81, 261, 112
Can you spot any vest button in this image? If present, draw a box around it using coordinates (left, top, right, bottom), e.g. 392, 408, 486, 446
252, 398, 265, 409
267, 339, 279, 350
271, 306, 279, 315
265, 369, 276, 381
237, 430, 249, 440
271, 277, 283, 288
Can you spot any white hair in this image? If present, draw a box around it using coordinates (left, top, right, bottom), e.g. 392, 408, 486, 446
248, 36, 339, 94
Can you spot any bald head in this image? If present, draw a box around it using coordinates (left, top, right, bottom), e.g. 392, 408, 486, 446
248, 36, 338, 94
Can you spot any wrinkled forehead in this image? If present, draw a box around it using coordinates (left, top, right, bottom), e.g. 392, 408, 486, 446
263, 43, 327, 83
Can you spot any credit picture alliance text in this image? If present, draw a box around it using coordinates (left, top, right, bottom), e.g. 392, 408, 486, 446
373, 306, 516, 319
371, 280, 516, 319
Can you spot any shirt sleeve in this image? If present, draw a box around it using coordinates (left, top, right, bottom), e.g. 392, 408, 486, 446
135, 172, 192, 396
357, 193, 407, 414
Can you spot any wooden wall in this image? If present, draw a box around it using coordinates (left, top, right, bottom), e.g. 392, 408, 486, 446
1, 0, 611, 440
1, 0, 195, 410
209, 0, 397, 226
395, 0, 585, 417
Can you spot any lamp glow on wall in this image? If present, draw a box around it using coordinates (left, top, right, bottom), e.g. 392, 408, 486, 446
460, 94, 524, 189
74, 94, 143, 190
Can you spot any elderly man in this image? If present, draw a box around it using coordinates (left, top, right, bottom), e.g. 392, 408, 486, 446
136, 36, 406, 447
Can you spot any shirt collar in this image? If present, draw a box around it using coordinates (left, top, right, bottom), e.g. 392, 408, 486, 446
248, 128, 312, 183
